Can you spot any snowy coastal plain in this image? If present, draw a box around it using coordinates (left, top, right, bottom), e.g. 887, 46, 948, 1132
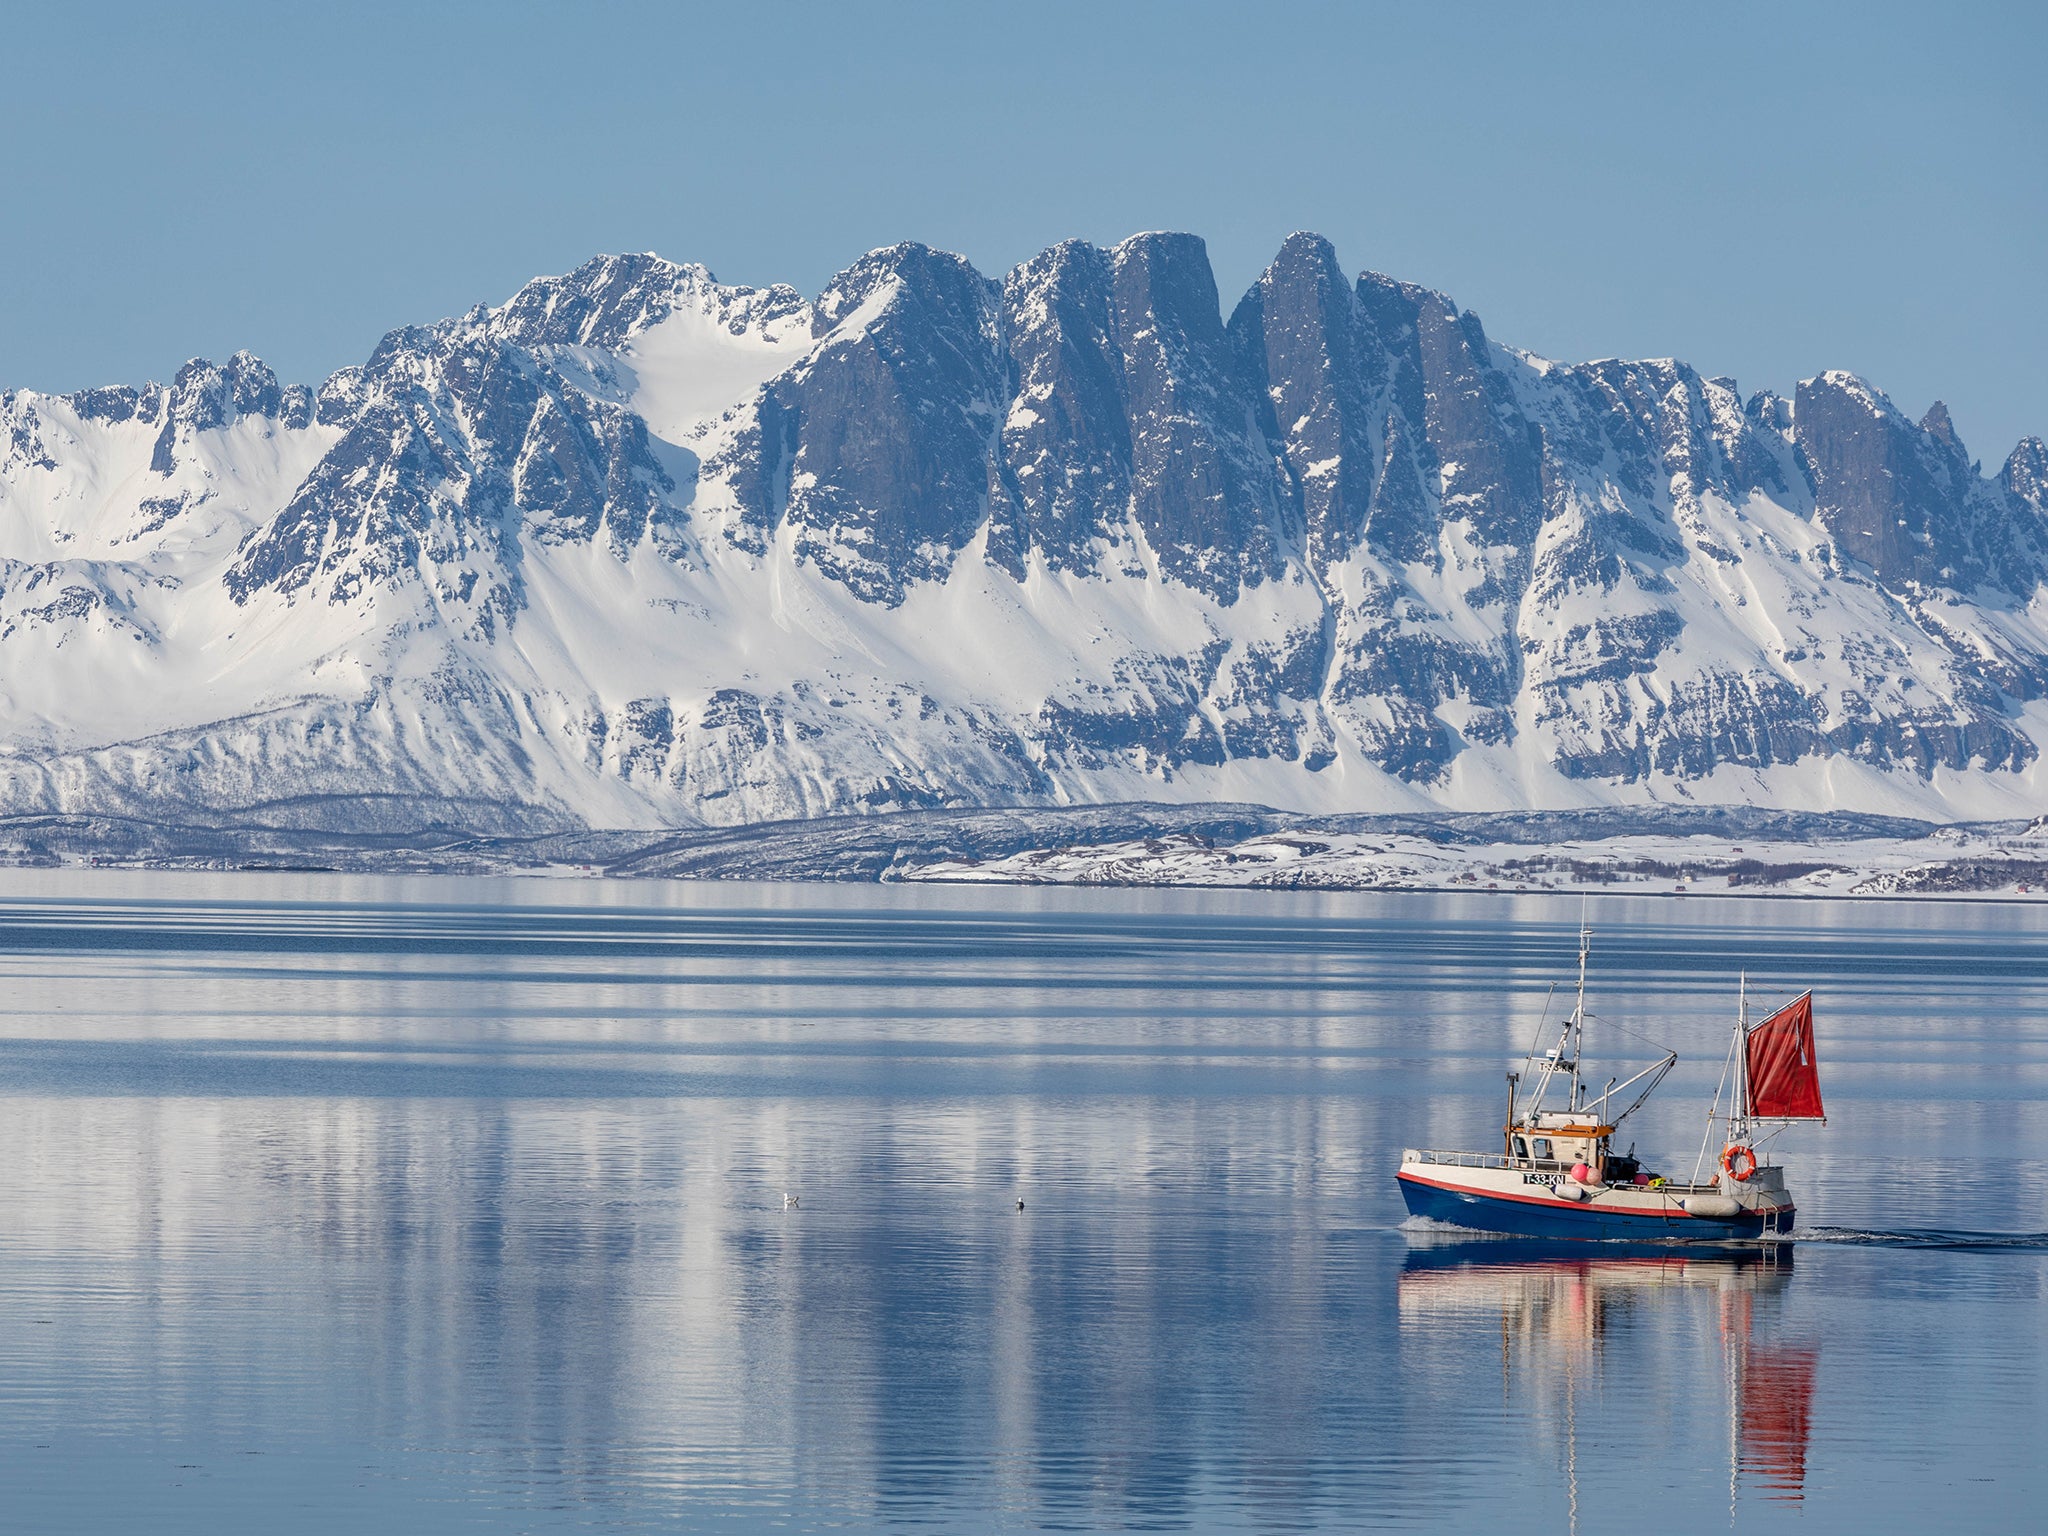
7, 803, 2045, 900
909, 819, 2048, 897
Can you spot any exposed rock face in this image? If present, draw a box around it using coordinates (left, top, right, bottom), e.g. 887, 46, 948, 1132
2001, 436, 2048, 514
1795, 371, 2043, 594
1109, 232, 1293, 602
144, 352, 310, 474
759, 244, 1010, 605
1231, 232, 1381, 580
994, 239, 1132, 575
223, 325, 675, 626
0, 234, 2043, 832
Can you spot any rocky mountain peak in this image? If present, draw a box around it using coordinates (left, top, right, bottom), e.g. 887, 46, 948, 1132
1921, 398, 1962, 452
1744, 389, 1795, 439
167, 351, 285, 428
1108, 232, 1290, 600
812, 243, 994, 339
1229, 230, 1380, 576
993, 238, 1131, 576
147, 352, 312, 475
493, 253, 709, 347
2005, 436, 2048, 513
1793, 370, 2017, 590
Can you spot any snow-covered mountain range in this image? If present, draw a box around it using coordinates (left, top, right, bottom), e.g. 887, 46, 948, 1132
3, 233, 2045, 835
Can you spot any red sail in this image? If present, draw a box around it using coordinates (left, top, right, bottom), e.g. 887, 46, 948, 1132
1746, 993, 1825, 1120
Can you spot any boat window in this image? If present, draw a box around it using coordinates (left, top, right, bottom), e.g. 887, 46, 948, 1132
1531, 1137, 1553, 1161
1512, 1136, 1529, 1160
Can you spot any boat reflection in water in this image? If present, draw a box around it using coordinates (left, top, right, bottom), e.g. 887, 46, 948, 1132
1399, 1236, 1816, 1524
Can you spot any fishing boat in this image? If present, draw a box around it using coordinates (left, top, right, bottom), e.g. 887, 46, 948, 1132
1397, 925, 1824, 1241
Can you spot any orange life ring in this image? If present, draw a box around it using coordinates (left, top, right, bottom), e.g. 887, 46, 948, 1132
1720, 1143, 1758, 1182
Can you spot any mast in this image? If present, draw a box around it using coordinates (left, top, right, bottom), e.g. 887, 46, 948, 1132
1735, 972, 1750, 1142
1572, 918, 1590, 1112
1521, 921, 1595, 1124
1523, 918, 1674, 1132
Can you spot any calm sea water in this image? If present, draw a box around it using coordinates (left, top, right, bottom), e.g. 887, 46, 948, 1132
0, 872, 2043, 1533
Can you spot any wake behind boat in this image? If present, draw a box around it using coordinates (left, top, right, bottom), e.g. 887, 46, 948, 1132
1397, 925, 1825, 1241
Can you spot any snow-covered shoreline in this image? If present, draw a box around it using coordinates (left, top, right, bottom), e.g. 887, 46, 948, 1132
907, 824, 2048, 898
4, 802, 2046, 899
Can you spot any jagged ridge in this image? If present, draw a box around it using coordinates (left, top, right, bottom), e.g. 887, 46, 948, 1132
1, 237, 2044, 834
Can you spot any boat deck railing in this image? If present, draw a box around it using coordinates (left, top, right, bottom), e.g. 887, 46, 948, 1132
1407, 1149, 1513, 1171
1408, 1153, 1613, 1176
1410, 1149, 1589, 1173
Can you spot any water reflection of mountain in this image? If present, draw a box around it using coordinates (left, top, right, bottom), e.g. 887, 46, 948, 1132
1399, 1238, 1816, 1513
7, 1089, 1478, 1530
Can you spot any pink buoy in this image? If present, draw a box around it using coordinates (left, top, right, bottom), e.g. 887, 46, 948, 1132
1570, 1162, 1591, 1183
1634, 1172, 1651, 1186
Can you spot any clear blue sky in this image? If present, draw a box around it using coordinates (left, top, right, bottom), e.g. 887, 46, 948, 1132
5, 1, 2043, 460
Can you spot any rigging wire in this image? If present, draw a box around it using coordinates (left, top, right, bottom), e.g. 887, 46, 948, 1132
1689, 1000, 1744, 1188
1521, 982, 1558, 1079
1575, 1010, 1676, 1057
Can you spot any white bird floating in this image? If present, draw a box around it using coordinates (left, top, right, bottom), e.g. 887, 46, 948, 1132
783, 1192, 799, 1210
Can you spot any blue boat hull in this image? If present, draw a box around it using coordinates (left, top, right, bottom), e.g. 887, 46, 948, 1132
1399, 1173, 1790, 1243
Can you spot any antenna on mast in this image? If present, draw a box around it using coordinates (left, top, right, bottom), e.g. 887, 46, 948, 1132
1571, 912, 1591, 1112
